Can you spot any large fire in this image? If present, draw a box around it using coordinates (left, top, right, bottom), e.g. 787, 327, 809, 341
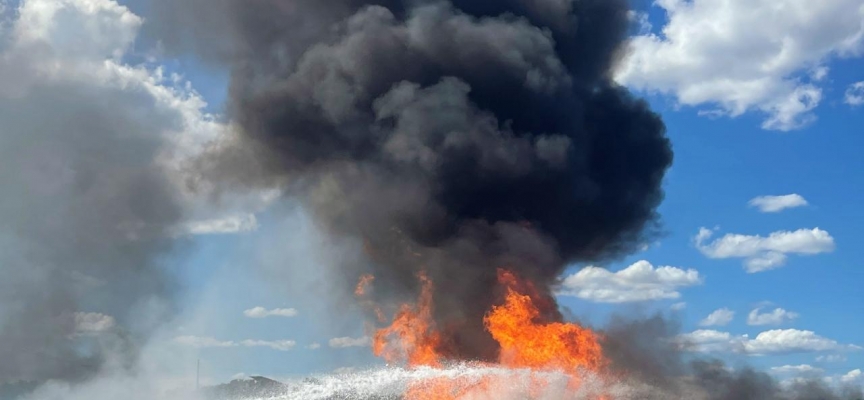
358, 269, 612, 399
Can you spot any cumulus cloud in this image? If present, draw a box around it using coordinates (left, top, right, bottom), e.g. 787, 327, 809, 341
749, 194, 809, 213
616, 0, 864, 130
700, 308, 735, 327
679, 329, 860, 355
748, 307, 800, 326
671, 302, 687, 311
695, 227, 836, 273
173, 336, 296, 351
846, 81, 864, 106
557, 260, 702, 303
745, 330, 859, 355
771, 364, 824, 375
307, 343, 321, 350
242, 307, 299, 319
841, 369, 863, 383
182, 214, 259, 235
328, 337, 371, 348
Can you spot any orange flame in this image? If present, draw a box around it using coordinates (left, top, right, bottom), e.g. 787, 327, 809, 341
485, 269, 607, 374
361, 269, 611, 399
355, 274, 375, 297
372, 271, 442, 367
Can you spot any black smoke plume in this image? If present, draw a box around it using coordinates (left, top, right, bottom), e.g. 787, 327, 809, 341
162, 0, 673, 361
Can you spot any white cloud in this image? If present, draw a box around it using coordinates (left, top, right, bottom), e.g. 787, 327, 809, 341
627, 10, 653, 35
695, 227, 835, 273
811, 66, 830, 82
816, 354, 847, 363
0, 0, 263, 234
239, 340, 296, 351
846, 81, 864, 106
748, 307, 800, 326
173, 336, 296, 351
671, 302, 688, 311
243, 307, 299, 319
173, 336, 237, 349
700, 308, 735, 327
744, 330, 856, 355
557, 260, 702, 303
771, 364, 824, 375
73, 312, 116, 334
841, 369, 863, 383
678, 330, 740, 353
307, 343, 321, 350
183, 214, 259, 235
329, 336, 371, 348
749, 194, 809, 213
616, 0, 864, 130
678, 329, 860, 355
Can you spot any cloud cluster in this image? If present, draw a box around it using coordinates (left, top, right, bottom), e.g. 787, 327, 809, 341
749, 194, 809, 213
679, 328, 861, 355
616, 0, 864, 130
558, 260, 702, 303
695, 227, 836, 272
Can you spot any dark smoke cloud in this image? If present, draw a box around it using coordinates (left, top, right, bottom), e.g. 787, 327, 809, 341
160, 0, 673, 360
598, 314, 864, 400
686, 359, 863, 400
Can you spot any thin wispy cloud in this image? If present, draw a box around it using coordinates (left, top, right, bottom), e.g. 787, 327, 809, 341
328, 337, 371, 348
183, 214, 259, 236
770, 365, 824, 375
173, 336, 296, 351
243, 307, 299, 319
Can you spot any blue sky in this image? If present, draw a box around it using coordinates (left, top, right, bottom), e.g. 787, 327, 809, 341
128, 0, 864, 385
2, 0, 861, 390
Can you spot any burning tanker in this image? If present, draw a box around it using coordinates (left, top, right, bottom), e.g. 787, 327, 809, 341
168, 0, 671, 396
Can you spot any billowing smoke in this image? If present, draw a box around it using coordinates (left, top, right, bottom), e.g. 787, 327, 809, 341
0, 0, 194, 386
157, 0, 673, 361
